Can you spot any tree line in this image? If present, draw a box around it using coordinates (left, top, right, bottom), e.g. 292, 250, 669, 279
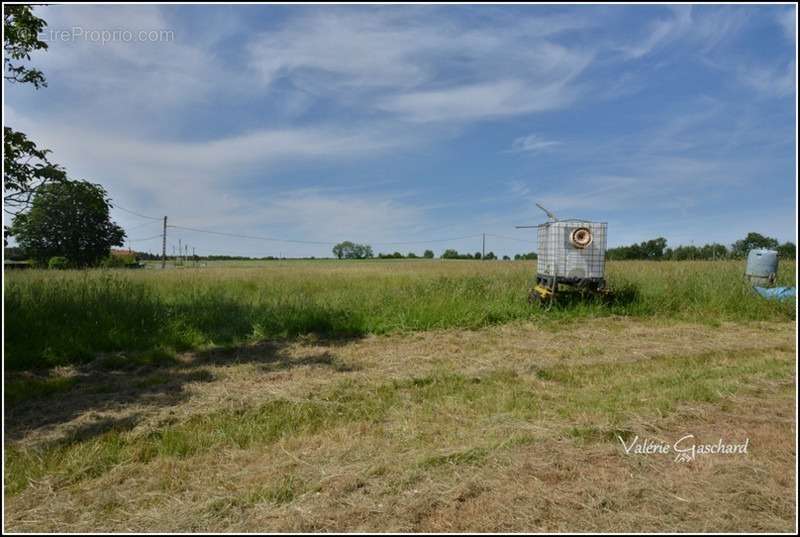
607, 233, 796, 261
331, 242, 538, 260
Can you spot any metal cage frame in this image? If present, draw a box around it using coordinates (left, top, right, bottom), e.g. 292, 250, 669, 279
536, 219, 607, 290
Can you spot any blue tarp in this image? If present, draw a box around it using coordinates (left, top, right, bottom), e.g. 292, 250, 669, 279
753, 286, 796, 301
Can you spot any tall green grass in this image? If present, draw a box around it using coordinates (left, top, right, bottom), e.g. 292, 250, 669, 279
4, 259, 794, 369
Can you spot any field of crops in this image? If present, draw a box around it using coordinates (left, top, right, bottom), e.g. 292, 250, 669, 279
4, 259, 795, 370
3, 259, 797, 532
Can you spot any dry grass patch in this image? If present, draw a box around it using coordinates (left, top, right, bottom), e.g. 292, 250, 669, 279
4, 318, 796, 532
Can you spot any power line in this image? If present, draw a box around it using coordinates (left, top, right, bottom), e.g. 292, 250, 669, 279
112, 203, 162, 221
485, 233, 536, 244
125, 220, 161, 232
167, 224, 334, 245
128, 233, 163, 242
169, 223, 486, 247
112, 204, 533, 253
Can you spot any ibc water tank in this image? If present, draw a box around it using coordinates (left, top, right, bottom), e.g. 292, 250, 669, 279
746, 249, 778, 286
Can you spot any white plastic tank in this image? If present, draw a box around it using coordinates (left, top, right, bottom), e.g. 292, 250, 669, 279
537, 220, 607, 280
746, 249, 778, 286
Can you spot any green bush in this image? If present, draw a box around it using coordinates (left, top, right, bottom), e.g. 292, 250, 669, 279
100, 254, 137, 268
47, 256, 68, 270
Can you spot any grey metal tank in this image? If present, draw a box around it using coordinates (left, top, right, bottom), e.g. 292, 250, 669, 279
746, 249, 778, 286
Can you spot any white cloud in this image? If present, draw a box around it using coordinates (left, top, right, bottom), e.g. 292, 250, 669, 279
737, 60, 796, 98
619, 5, 693, 59
6, 104, 473, 259
378, 78, 579, 123
7, 5, 794, 255
510, 134, 562, 154
33, 5, 217, 108
618, 5, 747, 60
248, 9, 593, 122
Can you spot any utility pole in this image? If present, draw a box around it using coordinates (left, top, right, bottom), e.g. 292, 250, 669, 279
161, 216, 167, 269
192, 246, 196, 267
179, 238, 182, 266
482, 233, 485, 260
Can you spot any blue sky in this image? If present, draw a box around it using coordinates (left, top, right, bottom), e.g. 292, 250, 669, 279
4, 3, 797, 258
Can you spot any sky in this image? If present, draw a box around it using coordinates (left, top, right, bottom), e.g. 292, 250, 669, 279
4, 3, 797, 258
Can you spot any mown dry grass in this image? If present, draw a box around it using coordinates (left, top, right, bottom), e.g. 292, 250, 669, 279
4, 317, 796, 532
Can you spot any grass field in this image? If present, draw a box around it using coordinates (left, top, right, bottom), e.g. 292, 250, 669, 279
4, 259, 795, 370
3, 259, 797, 532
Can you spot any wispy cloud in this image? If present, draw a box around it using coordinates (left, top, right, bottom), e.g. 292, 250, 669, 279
737, 60, 796, 98
6, 108, 427, 240
248, 9, 593, 123
5, 4, 794, 254
509, 134, 562, 154
618, 5, 693, 59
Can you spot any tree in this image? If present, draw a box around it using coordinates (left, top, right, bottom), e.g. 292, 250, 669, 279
423, 249, 434, 259
474, 251, 482, 260
332, 241, 353, 259
441, 249, 459, 259
484, 251, 497, 260
777, 242, 796, 259
10, 181, 126, 267
4, 128, 67, 216
642, 237, 667, 260
731, 232, 779, 258
332, 241, 373, 259
699, 243, 728, 260
4, 5, 48, 88
4, 5, 66, 233
356, 244, 374, 259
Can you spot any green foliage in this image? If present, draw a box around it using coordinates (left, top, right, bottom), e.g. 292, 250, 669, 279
610, 234, 793, 261
4, 246, 26, 260
423, 249, 434, 259
100, 253, 138, 268
3, 5, 48, 88
332, 241, 373, 259
47, 256, 68, 270
514, 252, 537, 260
731, 232, 780, 258
665, 243, 729, 261
3, 128, 67, 219
4, 375, 77, 406
3, 5, 68, 239
607, 237, 667, 260
777, 242, 796, 259
441, 249, 478, 259
10, 181, 125, 267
